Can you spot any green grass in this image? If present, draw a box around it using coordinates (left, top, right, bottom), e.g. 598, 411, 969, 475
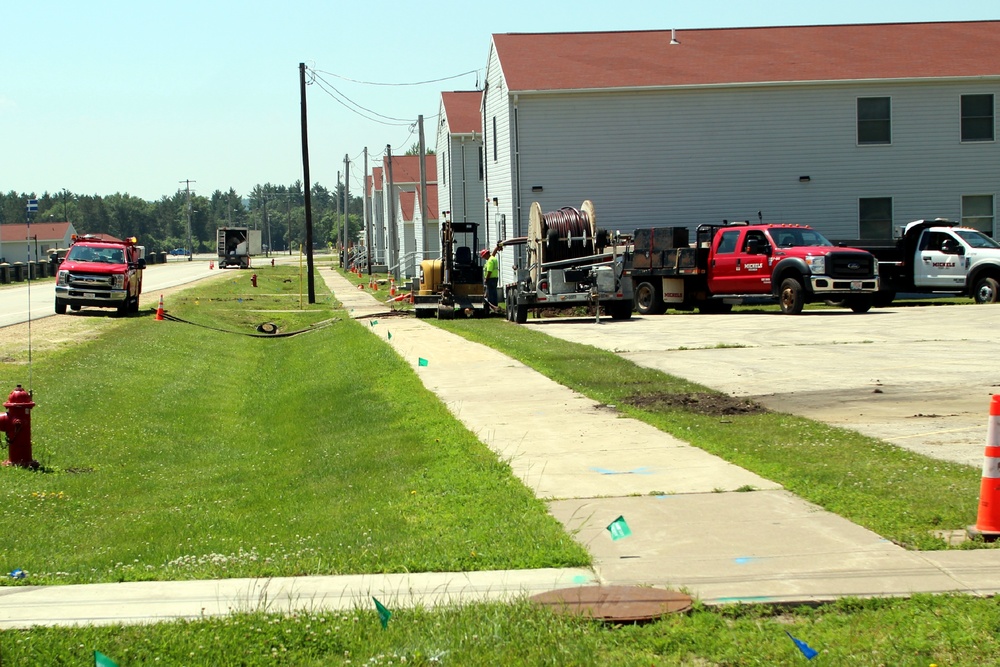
0, 267, 588, 584
436, 318, 981, 550
4, 594, 1000, 665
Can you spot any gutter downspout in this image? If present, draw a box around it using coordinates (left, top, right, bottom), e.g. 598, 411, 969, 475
513, 94, 523, 267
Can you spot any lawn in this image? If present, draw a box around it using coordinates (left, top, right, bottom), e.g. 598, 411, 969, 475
0, 267, 588, 585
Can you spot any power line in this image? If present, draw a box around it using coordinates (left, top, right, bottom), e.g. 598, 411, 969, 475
312, 68, 481, 87
309, 72, 414, 126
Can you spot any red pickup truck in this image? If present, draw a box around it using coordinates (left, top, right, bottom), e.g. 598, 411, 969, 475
54, 235, 146, 315
629, 222, 880, 314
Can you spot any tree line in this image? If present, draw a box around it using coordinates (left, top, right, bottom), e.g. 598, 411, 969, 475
0, 182, 366, 254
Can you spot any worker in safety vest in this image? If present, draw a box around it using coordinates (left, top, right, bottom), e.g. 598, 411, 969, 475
481, 246, 500, 313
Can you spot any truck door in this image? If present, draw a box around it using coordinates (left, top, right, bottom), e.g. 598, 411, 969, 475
915, 230, 967, 288
706, 229, 744, 295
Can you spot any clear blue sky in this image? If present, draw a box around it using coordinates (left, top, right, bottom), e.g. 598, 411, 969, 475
3, 1, 996, 203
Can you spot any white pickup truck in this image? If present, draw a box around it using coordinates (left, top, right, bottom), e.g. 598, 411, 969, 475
837, 219, 1000, 305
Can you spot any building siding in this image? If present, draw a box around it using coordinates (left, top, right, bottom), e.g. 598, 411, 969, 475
484, 41, 519, 284
505, 79, 998, 243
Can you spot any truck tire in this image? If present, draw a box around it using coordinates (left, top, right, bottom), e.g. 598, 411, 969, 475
778, 277, 805, 314
54, 298, 67, 315
973, 276, 1000, 304
873, 290, 896, 308
634, 281, 666, 315
605, 300, 633, 320
511, 292, 528, 324
846, 295, 873, 313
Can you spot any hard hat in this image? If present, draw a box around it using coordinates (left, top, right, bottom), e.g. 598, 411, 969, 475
479, 249, 490, 259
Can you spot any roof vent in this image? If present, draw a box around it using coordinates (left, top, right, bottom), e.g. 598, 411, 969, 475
670, 29, 680, 45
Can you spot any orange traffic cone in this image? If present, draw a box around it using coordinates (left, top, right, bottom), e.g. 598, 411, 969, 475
358, 283, 365, 290
209, 261, 214, 269
971, 395, 1000, 539
155, 294, 164, 321
390, 284, 396, 296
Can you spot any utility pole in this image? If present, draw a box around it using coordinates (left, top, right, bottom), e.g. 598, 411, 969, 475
418, 115, 428, 260
386, 144, 398, 281
298, 62, 315, 304
364, 147, 371, 275
180, 179, 195, 261
344, 154, 350, 268
336, 171, 342, 266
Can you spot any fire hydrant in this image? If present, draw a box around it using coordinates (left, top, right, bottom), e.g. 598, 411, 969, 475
251, 273, 258, 288
271, 258, 275, 267
0, 385, 37, 469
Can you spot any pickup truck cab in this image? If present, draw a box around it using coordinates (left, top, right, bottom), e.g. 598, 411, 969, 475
54, 235, 146, 315
629, 222, 880, 315
837, 219, 1000, 304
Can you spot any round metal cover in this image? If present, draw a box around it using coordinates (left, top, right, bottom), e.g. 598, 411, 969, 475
529, 585, 692, 622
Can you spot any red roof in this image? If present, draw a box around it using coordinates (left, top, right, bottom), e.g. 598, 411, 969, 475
370, 167, 383, 194
0, 222, 74, 244
382, 154, 437, 185
492, 21, 1000, 92
399, 191, 415, 222
441, 91, 483, 134
397, 186, 440, 222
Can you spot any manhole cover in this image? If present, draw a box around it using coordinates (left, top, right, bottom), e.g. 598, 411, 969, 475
529, 585, 692, 622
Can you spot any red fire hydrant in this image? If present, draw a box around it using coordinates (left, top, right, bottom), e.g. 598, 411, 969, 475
251, 273, 258, 288
270, 258, 275, 267
1, 385, 37, 469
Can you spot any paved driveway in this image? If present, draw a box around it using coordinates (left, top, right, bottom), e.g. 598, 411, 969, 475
526, 304, 998, 467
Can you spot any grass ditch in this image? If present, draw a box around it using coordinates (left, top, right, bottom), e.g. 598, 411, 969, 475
0, 266, 588, 585
435, 318, 982, 551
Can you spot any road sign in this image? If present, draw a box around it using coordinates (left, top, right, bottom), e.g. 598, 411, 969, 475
26, 199, 38, 212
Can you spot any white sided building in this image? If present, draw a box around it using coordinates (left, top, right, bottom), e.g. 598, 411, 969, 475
436, 91, 486, 233
376, 154, 437, 279
482, 21, 1000, 283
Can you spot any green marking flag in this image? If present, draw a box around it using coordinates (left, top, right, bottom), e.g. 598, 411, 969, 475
387, 332, 392, 340
373, 597, 392, 628
370, 320, 378, 327
606, 515, 632, 541
418, 357, 428, 367
94, 650, 119, 667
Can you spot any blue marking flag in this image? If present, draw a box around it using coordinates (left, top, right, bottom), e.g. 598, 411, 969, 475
94, 650, 120, 667
373, 597, 392, 629
786, 631, 818, 660
418, 357, 428, 367
606, 515, 632, 541
26, 199, 38, 212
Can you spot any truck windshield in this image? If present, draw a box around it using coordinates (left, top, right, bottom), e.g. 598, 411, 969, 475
955, 229, 1000, 249
769, 229, 834, 248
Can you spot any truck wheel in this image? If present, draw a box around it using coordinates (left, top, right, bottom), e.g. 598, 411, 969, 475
54, 298, 67, 315
974, 277, 1000, 304
779, 277, 805, 314
634, 281, 666, 315
605, 300, 633, 320
846, 295, 873, 313
873, 290, 896, 308
512, 293, 528, 324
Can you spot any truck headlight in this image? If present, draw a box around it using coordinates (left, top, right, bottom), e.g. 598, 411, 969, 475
804, 255, 826, 275
112, 274, 125, 289
57, 270, 69, 286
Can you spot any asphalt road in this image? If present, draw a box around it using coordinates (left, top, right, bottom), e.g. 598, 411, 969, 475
526, 304, 998, 468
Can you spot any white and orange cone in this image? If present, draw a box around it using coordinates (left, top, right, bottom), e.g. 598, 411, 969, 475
155, 294, 165, 321
970, 395, 1000, 539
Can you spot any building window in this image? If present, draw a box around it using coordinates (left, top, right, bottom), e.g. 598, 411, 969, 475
962, 194, 995, 236
961, 94, 994, 142
859, 197, 893, 239
492, 116, 498, 162
857, 97, 891, 144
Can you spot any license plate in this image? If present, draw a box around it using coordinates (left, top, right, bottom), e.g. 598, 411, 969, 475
850, 281, 862, 291
83, 292, 96, 298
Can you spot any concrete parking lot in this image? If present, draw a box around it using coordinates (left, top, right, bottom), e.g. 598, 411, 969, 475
527, 303, 998, 468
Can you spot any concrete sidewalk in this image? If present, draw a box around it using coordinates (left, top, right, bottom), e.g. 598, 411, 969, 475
2, 269, 998, 629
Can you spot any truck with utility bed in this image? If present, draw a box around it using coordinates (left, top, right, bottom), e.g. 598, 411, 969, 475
834, 219, 1000, 305
217, 227, 262, 269
629, 221, 880, 315
54, 235, 146, 315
